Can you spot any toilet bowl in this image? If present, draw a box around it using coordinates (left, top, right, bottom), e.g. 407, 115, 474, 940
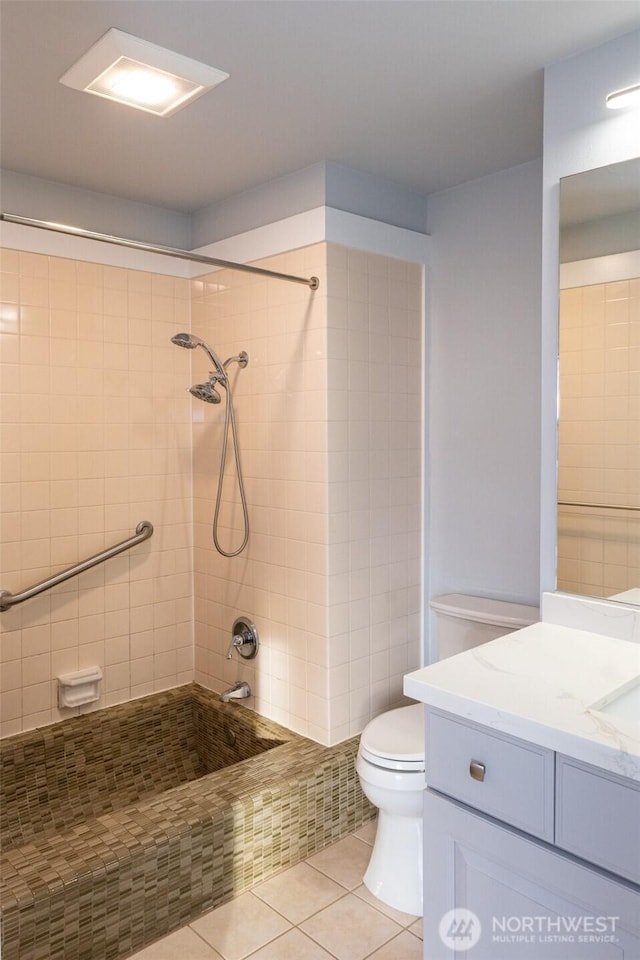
356, 593, 539, 917
356, 703, 425, 916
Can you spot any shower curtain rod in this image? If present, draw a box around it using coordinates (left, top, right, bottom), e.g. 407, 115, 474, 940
0, 213, 320, 289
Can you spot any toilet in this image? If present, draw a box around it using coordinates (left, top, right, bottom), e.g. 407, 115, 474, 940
356, 593, 539, 916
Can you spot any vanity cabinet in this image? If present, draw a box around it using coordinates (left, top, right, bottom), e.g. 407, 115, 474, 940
424, 790, 640, 959
555, 754, 640, 885
423, 708, 640, 960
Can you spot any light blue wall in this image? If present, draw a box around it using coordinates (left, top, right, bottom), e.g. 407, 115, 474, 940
192, 161, 429, 245
2, 162, 429, 250
325, 162, 428, 233
190, 163, 327, 246
0, 169, 191, 248
426, 158, 543, 617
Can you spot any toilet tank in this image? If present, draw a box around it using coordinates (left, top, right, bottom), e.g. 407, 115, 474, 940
430, 593, 539, 661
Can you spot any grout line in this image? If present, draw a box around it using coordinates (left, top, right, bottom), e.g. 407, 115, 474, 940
297, 895, 406, 960
351, 885, 419, 928
294, 918, 345, 960
247, 883, 352, 928
302, 857, 353, 889
186, 925, 224, 957
243, 926, 343, 960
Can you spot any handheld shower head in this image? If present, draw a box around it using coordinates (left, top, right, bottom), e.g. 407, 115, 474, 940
171, 332, 226, 378
171, 332, 198, 349
171, 329, 250, 556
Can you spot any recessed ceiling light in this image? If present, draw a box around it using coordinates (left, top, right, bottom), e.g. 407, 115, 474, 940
605, 83, 640, 110
59, 28, 229, 117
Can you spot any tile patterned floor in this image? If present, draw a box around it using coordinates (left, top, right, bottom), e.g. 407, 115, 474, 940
129, 820, 423, 960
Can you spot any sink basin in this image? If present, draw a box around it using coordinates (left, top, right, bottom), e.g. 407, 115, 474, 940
591, 677, 640, 724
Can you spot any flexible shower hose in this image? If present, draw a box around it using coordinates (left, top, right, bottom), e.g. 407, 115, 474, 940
212, 383, 249, 557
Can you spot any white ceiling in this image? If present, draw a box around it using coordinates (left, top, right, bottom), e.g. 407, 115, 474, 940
1, 1, 639, 214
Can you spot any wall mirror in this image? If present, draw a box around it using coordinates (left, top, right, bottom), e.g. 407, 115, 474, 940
556, 157, 640, 605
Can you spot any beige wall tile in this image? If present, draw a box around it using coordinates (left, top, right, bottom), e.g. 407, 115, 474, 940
558, 277, 640, 598
0, 250, 193, 734
2, 240, 423, 743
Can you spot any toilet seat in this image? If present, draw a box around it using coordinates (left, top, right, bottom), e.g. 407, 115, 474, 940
358, 703, 425, 772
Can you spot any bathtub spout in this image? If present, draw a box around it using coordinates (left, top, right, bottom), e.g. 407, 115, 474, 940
220, 681, 251, 702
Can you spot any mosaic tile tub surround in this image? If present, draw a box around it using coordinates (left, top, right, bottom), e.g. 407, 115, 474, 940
0, 684, 373, 960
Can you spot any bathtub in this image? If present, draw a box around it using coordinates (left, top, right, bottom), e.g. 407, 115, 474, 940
0, 683, 373, 960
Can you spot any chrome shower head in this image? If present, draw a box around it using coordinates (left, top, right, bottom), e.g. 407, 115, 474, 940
171, 332, 198, 349
171, 332, 226, 378
189, 381, 222, 404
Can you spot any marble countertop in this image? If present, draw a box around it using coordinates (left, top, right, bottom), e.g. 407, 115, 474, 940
404, 621, 640, 781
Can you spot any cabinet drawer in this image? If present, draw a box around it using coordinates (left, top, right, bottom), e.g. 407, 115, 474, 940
556, 754, 640, 884
426, 708, 554, 840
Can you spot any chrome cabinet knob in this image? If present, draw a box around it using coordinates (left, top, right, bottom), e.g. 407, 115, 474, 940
469, 760, 486, 782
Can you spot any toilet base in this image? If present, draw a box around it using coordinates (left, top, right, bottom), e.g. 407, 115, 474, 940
363, 810, 423, 916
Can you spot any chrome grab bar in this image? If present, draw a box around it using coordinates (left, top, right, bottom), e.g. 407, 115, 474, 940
0, 521, 153, 612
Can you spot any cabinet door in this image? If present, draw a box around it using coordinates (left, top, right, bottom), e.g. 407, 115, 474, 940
424, 790, 640, 960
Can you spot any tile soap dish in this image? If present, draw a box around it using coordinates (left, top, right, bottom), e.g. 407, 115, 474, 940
58, 666, 103, 708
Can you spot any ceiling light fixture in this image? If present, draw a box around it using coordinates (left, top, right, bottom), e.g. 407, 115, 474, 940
605, 83, 640, 110
59, 28, 229, 117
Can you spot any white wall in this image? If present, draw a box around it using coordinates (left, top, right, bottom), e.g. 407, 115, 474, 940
425, 158, 543, 642
540, 28, 640, 593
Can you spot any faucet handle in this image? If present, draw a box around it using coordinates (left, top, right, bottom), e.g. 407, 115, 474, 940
226, 634, 244, 659
227, 617, 259, 660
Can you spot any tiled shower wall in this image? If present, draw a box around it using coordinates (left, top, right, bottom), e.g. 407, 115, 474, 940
0, 239, 422, 744
557, 278, 640, 597
191, 243, 422, 744
0, 249, 193, 736
190, 244, 330, 742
